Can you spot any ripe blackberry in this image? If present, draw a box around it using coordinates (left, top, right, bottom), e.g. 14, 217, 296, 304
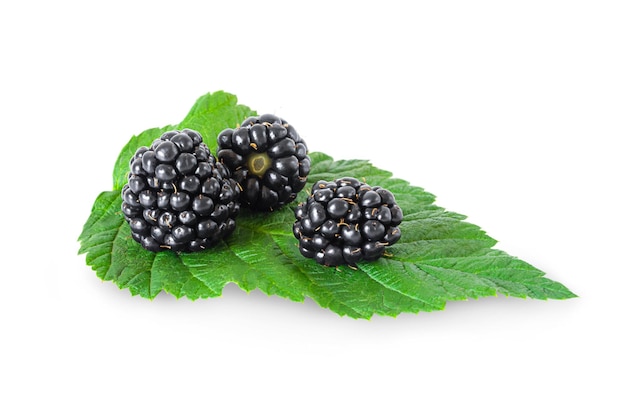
121, 129, 240, 252
293, 177, 403, 267
216, 114, 310, 211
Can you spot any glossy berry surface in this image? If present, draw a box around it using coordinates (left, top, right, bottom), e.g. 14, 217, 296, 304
293, 177, 402, 267
216, 114, 310, 211
121, 129, 240, 252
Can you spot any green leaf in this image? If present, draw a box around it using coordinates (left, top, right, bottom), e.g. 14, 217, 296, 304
78, 90, 576, 318
112, 91, 255, 190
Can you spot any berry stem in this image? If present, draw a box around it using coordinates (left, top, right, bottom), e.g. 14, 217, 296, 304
246, 152, 272, 178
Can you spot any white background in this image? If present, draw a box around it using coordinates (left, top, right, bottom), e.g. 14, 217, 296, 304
1, 1, 624, 405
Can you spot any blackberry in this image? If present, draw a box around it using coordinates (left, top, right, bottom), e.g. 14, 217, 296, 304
293, 177, 403, 267
216, 114, 310, 211
121, 129, 240, 252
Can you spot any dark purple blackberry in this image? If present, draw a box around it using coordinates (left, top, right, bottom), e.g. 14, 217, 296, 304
216, 114, 310, 211
121, 129, 240, 252
293, 177, 403, 267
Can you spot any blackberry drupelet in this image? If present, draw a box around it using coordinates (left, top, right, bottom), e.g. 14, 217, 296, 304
121, 129, 240, 252
216, 114, 310, 211
293, 177, 403, 267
